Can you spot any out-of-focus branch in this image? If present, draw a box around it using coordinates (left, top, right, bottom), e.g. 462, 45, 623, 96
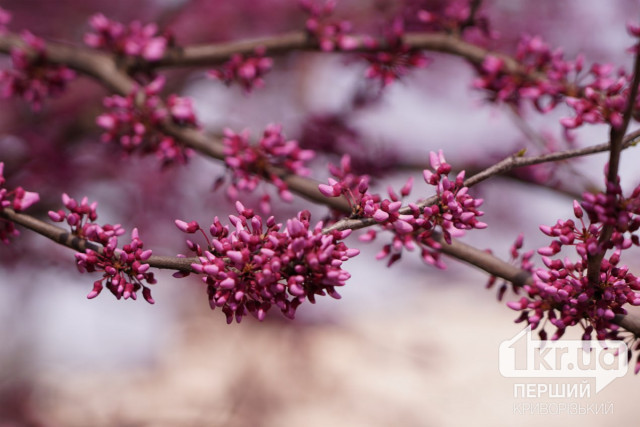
0, 34, 133, 94
0, 28, 593, 214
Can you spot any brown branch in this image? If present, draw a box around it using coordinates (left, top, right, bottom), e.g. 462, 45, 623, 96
586, 48, 640, 287
436, 233, 640, 336
0, 34, 133, 94
325, 129, 640, 233
145, 30, 523, 73
5, 196, 640, 337
0, 208, 197, 271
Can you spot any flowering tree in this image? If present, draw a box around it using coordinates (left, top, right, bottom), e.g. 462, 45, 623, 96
3, 0, 640, 379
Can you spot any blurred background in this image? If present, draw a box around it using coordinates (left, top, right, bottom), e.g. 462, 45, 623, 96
1, 0, 640, 425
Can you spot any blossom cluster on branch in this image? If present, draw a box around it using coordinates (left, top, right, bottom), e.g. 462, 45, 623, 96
84, 13, 169, 61
0, 30, 75, 110
208, 48, 273, 92
321, 151, 486, 268
96, 75, 196, 166
508, 177, 640, 345
0, 162, 40, 243
48, 194, 156, 303
175, 202, 358, 323
220, 124, 315, 211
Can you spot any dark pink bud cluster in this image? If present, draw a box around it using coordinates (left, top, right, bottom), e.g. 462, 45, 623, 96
508, 248, 640, 342
507, 184, 640, 341
208, 48, 273, 92
300, 0, 358, 52
321, 151, 485, 268
560, 63, 629, 131
420, 150, 487, 242
0, 162, 40, 243
221, 124, 315, 211
96, 76, 195, 166
362, 19, 430, 86
48, 193, 156, 303
472, 34, 639, 136
318, 154, 374, 215
473, 36, 580, 112
0, 31, 75, 110
175, 202, 359, 323
84, 13, 168, 61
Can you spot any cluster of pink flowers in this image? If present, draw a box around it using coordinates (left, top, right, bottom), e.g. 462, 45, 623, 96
208, 48, 273, 92
507, 180, 640, 341
321, 151, 486, 268
473, 36, 577, 111
0, 31, 76, 110
221, 124, 315, 211
84, 13, 168, 61
300, 0, 358, 52
473, 30, 640, 138
96, 76, 196, 166
362, 19, 430, 86
406, 0, 494, 44
0, 162, 40, 243
175, 202, 359, 323
48, 193, 156, 303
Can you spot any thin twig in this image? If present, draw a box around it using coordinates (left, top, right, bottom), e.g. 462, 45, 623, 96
325, 129, 640, 232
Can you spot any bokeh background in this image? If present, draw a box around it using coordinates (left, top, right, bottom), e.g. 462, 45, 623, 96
1, 0, 640, 425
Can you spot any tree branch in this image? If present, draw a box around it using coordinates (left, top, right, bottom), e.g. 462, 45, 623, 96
325, 129, 640, 233
586, 47, 640, 287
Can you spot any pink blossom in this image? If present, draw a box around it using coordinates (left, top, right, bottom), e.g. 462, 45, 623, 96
219, 124, 315, 211
209, 48, 273, 92
362, 20, 431, 86
84, 14, 168, 61
300, 0, 356, 52
0, 32, 75, 110
97, 76, 194, 167
176, 206, 358, 323
0, 162, 40, 243
51, 194, 156, 303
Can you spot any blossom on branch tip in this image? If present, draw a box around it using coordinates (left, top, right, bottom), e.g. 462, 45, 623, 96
176, 205, 358, 323
50, 194, 156, 303
0, 31, 75, 110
